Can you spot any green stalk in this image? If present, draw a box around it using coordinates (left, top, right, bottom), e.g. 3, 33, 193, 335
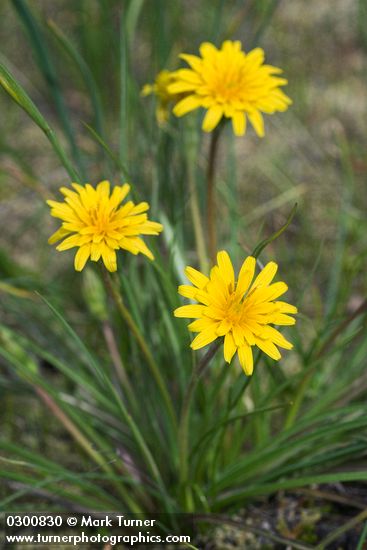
184, 120, 208, 274
206, 125, 223, 263
102, 270, 177, 431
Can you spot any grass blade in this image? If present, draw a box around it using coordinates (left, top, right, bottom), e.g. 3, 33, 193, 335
251, 203, 297, 259
0, 62, 79, 180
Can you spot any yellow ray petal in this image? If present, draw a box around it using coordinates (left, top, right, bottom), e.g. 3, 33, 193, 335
48, 226, 70, 245
195, 290, 211, 305
224, 332, 236, 363
109, 184, 130, 210
232, 112, 246, 136
248, 110, 265, 137
274, 301, 298, 314
256, 338, 281, 360
242, 325, 256, 346
236, 256, 256, 298
251, 261, 278, 290
216, 250, 235, 289
269, 313, 296, 326
125, 237, 154, 259
185, 266, 209, 289
190, 327, 218, 350
202, 105, 223, 133
97, 180, 110, 196
74, 244, 91, 272
205, 304, 226, 319
199, 42, 218, 59
174, 305, 205, 318
130, 202, 149, 215
260, 326, 293, 349
232, 325, 245, 346
245, 47, 265, 67
216, 319, 231, 336
175, 68, 202, 84
180, 53, 203, 72
90, 242, 102, 261
173, 95, 202, 116
188, 318, 216, 333
138, 220, 163, 235
254, 281, 288, 303
56, 234, 90, 251
101, 245, 117, 272
238, 344, 254, 375
178, 285, 198, 299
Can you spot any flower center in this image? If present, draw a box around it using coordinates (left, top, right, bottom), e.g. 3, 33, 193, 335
206, 64, 248, 103
88, 205, 115, 238
225, 292, 245, 325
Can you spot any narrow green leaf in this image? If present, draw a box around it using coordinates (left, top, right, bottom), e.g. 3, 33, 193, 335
191, 404, 287, 460
0, 62, 79, 180
251, 203, 297, 259
35, 292, 109, 387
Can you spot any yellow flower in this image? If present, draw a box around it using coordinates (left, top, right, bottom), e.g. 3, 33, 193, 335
141, 69, 182, 125
47, 181, 163, 272
174, 251, 297, 375
168, 40, 292, 137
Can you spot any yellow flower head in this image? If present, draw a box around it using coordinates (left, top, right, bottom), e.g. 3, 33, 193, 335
47, 181, 163, 272
169, 40, 292, 137
141, 69, 182, 125
174, 251, 297, 375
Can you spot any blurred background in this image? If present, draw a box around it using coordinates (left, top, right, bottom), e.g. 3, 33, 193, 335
0, 0, 366, 545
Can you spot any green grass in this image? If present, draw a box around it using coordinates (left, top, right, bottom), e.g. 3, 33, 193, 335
0, 0, 366, 545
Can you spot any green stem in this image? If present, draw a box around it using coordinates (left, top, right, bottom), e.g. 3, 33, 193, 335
184, 120, 208, 274
179, 342, 220, 509
102, 270, 177, 431
206, 127, 222, 263
188, 163, 208, 274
